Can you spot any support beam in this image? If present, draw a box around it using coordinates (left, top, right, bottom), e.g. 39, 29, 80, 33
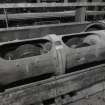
36, 0, 41, 3
75, 0, 87, 22
0, 63, 105, 105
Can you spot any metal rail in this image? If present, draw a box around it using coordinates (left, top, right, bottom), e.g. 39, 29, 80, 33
0, 11, 104, 20
0, 1, 105, 27
0, 2, 104, 8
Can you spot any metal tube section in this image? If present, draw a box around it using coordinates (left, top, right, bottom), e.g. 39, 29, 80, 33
62, 31, 105, 70
0, 36, 59, 85
0, 31, 105, 86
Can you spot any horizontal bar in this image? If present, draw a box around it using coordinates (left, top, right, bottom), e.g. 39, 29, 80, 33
87, 10, 105, 15
0, 11, 75, 20
0, 10, 104, 20
0, 21, 90, 32
0, 2, 105, 8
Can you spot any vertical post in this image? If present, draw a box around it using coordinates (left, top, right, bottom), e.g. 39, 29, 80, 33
92, 0, 102, 20
64, 0, 68, 3
3, 8, 9, 28
92, 0, 102, 10
75, 0, 87, 22
36, 0, 40, 3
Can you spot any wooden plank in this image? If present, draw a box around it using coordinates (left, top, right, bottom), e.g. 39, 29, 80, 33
0, 63, 105, 105
0, 11, 104, 20
0, 2, 105, 8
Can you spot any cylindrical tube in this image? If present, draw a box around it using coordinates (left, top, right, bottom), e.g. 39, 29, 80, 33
61, 31, 105, 70
0, 36, 59, 85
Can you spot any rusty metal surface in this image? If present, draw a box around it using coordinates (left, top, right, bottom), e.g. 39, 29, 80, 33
0, 11, 104, 20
